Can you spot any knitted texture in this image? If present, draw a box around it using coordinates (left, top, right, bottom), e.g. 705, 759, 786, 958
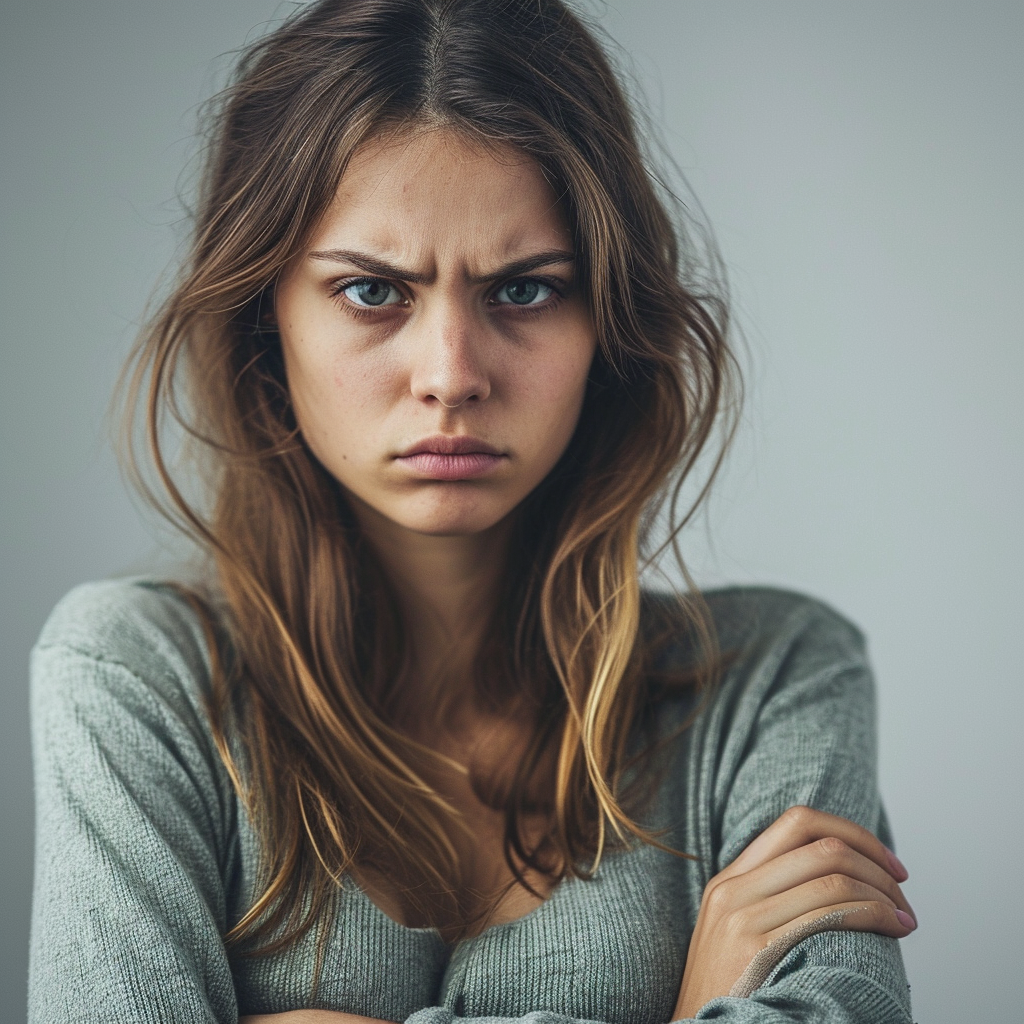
29, 579, 913, 1023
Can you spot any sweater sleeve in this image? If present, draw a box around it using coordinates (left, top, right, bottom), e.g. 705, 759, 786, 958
28, 581, 239, 1024
687, 594, 914, 1022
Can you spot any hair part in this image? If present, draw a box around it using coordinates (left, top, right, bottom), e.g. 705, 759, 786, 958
118, 0, 739, 969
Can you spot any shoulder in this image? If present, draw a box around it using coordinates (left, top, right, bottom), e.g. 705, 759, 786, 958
642, 585, 876, 758
704, 584, 866, 664
644, 584, 869, 693
706, 586, 871, 711
35, 575, 213, 669
31, 576, 221, 751
704, 583, 874, 721
644, 584, 865, 662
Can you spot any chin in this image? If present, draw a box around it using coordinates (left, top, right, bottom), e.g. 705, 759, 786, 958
391, 489, 515, 537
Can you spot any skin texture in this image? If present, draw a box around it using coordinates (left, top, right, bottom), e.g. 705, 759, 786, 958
245, 132, 917, 1022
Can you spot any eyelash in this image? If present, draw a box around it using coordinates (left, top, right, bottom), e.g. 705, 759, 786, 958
328, 275, 566, 320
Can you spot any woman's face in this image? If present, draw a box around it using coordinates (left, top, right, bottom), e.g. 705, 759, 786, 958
274, 128, 597, 537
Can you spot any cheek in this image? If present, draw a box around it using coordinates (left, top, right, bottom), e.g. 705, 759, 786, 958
533, 330, 594, 411
511, 334, 595, 449
328, 349, 402, 419
285, 339, 399, 466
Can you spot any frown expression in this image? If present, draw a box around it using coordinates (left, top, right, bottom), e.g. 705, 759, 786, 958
274, 128, 597, 537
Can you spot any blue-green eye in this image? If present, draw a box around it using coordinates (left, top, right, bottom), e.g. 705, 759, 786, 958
494, 279, 554, 306
341, 279, 401, 307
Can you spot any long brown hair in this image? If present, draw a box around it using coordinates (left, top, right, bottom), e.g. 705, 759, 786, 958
120, 0, 738, 959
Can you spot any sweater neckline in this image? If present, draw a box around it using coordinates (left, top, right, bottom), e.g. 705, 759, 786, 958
346, 869, 575, 945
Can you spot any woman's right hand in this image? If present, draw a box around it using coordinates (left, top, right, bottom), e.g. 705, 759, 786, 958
672, 805, 917, 1019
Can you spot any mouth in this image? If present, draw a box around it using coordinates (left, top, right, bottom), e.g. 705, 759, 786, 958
395, 435, 507, 481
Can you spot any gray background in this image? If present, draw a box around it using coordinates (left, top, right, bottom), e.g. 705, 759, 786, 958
1, 1, 1020, 1020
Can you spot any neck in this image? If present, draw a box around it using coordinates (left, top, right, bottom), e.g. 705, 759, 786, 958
351, 498, 514, 721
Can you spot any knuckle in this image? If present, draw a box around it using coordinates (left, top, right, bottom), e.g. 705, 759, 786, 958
780, 804, 817, 833
820, 872, 850, 899
703, 872, 726, 896
704, 877, 735, 913
816, 835, 849, 859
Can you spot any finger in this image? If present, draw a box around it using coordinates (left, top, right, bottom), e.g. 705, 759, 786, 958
728, 901, 912, 1000
721, 805, 903, 883
722, 835, 916, 922
749, 874, 912, 936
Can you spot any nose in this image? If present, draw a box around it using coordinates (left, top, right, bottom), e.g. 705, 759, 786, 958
409, 303, 491, 408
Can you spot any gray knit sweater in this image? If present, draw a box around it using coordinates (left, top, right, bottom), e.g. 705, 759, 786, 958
28, 579, 912, 1023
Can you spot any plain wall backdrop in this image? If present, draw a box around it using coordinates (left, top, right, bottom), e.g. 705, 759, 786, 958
2, 1, 1021, 1020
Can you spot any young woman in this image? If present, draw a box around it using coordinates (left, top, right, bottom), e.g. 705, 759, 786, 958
28, 1, 916, 1021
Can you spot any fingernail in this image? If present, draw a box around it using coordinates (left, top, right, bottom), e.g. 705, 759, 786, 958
885, 847, 909, 880
895, 909, 917, 930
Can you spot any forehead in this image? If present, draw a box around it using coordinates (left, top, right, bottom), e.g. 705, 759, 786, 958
307, 128, 572, 266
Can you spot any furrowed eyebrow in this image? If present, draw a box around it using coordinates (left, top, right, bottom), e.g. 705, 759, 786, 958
306, 247, 575, 285
468, 249, 576, 284
307, 249, 431, 284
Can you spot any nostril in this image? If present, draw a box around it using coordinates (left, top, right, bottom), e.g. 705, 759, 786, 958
434, 391, 483, 409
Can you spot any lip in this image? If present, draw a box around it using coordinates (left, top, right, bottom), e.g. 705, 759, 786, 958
395, 435, 507, 481
397, 435, 503, 457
